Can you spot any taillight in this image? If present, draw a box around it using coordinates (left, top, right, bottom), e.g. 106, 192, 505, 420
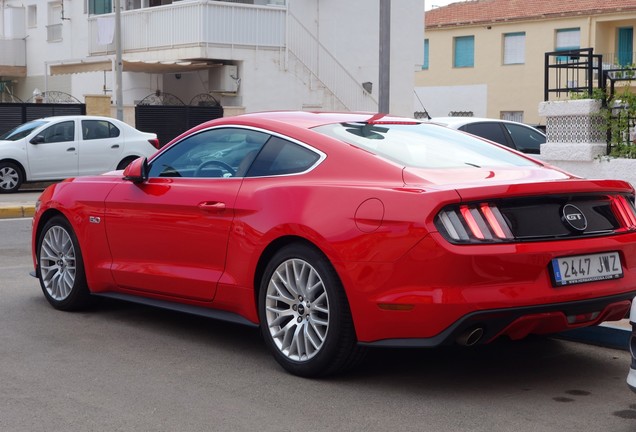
148, 138, 161, 149
610, 195, 636, 231
436, 203, 513, 243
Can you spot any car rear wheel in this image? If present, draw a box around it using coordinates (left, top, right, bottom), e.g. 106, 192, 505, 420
259, 243, 365, 377
0, 161, 23, 193
37, 216, 93, 311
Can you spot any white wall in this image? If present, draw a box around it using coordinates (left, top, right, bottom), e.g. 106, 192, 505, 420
290, 0, 424, 116
414, 85, 488, 117
6, 0, 423, 116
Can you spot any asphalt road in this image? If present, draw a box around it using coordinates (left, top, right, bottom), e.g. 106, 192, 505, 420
2, 217, 636, 431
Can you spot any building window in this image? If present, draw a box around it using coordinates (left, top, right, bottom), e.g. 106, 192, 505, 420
89, 0, 112, 15
555, 28, 580, 62
423, 39, 429, 70
27, 5, 37, 28
501, 111, 524, 122
454, 36, 474, 68
503, 32, 525, 65
617, 27, 634, 66
47, 2, 63, 42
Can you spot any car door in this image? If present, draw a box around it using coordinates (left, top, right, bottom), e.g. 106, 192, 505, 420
79, 119, 125, 175
103, 127, 269, 301
26, 119, 79, 180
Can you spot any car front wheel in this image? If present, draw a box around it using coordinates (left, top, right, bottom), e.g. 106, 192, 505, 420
37, 216, 92, 310
0, 161, 23, 193
259, 243, 364, 377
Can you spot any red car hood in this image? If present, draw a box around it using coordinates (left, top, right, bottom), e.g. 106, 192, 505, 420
403, 165, 634, 200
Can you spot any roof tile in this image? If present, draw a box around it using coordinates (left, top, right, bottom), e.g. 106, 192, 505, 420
426, 0, 636, 27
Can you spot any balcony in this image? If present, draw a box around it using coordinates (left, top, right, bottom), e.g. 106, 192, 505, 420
0, 38, 26, 77
88, 1, 286, 56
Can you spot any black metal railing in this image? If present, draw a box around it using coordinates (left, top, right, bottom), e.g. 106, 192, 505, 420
544, 48, 603, 101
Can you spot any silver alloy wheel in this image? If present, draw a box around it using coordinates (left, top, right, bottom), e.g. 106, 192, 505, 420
265, 258, 330, 361
0, 165, 19, 191
39, 225, 77, 301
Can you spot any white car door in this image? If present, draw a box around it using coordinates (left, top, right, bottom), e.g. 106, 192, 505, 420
78, 119, 124, 175
26, 120, 79, 180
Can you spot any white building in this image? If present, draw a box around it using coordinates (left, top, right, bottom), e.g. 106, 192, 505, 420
0, 0, 424, 120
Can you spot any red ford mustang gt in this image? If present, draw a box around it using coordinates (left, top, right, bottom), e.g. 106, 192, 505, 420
31, 111, 636, 377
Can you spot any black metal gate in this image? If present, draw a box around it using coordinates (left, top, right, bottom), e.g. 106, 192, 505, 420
0, 101, 86, 136
135, 92, 224, 147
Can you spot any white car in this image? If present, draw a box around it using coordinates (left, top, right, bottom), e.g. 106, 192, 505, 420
0, 115, 160, 193
430, 117, 546, 154
628, 300, 636, 393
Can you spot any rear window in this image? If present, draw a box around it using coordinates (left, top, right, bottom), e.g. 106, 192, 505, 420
312, 122, 537, 169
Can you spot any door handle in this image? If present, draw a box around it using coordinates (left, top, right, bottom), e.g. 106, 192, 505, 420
198, 201, 226, 212
67, 147, 76, 151
111, 144, 120, 149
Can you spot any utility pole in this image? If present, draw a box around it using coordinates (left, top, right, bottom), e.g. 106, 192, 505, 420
379, 0, 390, 114
114, 0, 123, 120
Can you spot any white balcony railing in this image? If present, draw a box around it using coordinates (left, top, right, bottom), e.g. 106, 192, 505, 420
0, 38, 26, 66
88, 1, 285, 55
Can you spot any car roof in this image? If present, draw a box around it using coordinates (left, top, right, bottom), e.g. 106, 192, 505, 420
430, 117, 545, 133
37, 115, 123, 123
204, 111, 421, 130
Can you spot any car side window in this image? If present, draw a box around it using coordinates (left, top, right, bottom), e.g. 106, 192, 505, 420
503, 123, 546, 154
246, 136, 321, 177
460, 123, 510, 148
39, 121, 75, 143
147, 128, 269, 178
82, 120, 121, 140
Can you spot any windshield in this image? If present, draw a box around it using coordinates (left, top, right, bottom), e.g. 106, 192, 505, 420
0, 120, 49, 141
312, 122, 538, 169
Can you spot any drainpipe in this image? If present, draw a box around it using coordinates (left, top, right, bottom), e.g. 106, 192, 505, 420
379, 0, 390, 114
285, 0, 290, 71
114, 0, 123, 120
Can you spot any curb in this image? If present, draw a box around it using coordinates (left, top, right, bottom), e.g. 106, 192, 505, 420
0, 205, 36, 219
557, 322, 631, 351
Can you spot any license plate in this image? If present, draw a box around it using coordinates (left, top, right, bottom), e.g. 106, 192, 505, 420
551, 252, 623, 287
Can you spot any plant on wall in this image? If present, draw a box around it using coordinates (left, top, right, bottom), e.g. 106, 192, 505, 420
570, 83, 636, 159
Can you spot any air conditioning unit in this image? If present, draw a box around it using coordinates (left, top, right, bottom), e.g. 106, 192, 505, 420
210, 65, 239, 93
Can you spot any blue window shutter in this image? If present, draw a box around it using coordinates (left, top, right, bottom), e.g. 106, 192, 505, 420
423, 39, 429, 69
618, 27, 634, 66
454, 36, 474, 68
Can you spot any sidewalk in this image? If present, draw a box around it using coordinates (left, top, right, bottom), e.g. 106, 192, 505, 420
0, 188, 42, 219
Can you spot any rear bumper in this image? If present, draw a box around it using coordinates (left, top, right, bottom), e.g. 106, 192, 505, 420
360, 292, 633, 347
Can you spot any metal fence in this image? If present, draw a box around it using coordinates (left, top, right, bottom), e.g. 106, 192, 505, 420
0, 103, 86, 137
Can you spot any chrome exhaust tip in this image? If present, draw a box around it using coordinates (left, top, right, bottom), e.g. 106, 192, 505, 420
456, 327, 484, 346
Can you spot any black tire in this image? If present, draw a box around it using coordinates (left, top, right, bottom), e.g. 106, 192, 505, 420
116, 156, 139, 170
259, 243, 365, 377
0, 161, 23, 193
37, 216, 93, 311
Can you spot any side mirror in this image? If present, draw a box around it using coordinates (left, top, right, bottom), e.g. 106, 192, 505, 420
30, 135, 45, 144
123, 157, 149, 183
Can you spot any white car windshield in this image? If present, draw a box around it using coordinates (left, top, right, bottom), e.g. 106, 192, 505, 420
0, 120, 49, 141
313, 122, 538, 169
